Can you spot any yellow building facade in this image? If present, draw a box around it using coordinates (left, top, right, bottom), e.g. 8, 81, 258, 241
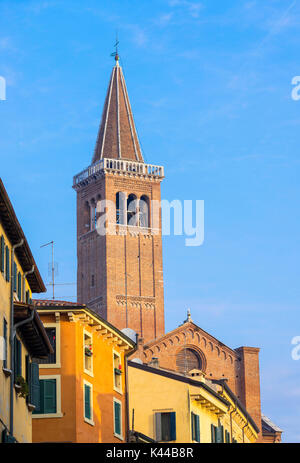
32, 301, 136, 443
128, 361, 259, 443
0, 178, 52, 443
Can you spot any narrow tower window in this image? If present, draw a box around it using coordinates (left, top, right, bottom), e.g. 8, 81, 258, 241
127, 194, 138, 226
139, 195, 150, 228
116, 192, 126, 225
84, 201, 91, 232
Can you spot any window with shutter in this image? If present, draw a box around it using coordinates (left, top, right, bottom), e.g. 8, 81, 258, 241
155, 413, 162, 441
30, 363, 40, 409
5, 246, 10, 282
33, 379, 56, 414
13, 262, 17, 292
170, 411, 176, 441
156, 412, 176, 442
211, 424, 217, 443
225, 430, 231, 443
114, 400, 122, 437
216, 425, 224, 443
84, 384, 91, 420
0, 236, 4, 273
36, 328, 56, 365
44, 379, 56, 413
17, 272, 22, 300
3, 318, 7, 368
14, 337, 22, 381
191, 413, 200, 443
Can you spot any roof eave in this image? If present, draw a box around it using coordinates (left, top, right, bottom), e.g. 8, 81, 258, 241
0, 179, 46, 293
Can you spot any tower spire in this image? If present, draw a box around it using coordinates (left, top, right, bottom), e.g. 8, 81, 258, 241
93, 47, 144, 163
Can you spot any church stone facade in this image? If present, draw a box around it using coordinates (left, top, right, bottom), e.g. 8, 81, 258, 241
73, 54, 281, 443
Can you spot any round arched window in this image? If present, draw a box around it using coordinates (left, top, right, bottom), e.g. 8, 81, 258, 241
176, 348, 202, 374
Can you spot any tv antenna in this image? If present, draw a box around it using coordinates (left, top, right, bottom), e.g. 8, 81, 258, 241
40, 240, 55, 299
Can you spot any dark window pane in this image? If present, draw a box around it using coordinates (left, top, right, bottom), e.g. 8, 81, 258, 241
161, 413, 171, 441
35, 328, 56, 364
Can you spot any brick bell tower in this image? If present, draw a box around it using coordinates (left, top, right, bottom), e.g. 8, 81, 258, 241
73, 53, 165, 343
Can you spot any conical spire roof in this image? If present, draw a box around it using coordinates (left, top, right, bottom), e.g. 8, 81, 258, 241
92, 60, 144, 163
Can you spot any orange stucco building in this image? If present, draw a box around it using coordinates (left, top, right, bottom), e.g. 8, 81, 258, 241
32, 300, 136, 443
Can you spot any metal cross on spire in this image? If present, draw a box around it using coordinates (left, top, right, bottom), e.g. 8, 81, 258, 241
110, 33, 120, 63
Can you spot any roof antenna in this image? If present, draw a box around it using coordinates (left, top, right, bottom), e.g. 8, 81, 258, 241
110, 32, 120, 64
40, 241, 55, 300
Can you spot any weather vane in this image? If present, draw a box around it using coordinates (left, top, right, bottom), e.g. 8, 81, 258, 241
110, 33, 119, 62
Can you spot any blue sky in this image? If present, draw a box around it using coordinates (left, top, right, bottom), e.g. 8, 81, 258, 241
1, 0, 300, 442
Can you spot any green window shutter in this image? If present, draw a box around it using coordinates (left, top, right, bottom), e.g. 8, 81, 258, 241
26, 290, 30, 304
216, 425, 224, 443
13, 262, 17, 292
14, 338, 22, 379
43, 379, 56, 414
3, 318, 7, 369
170, 412, 176, 441
17, 339, 22, 377
211, 424, 216, 443
84, 384, 91, 420
191, 413, 195, 441
225, 430, 230, 443
30, 363, 40, 409
195, 415, 200, 443
33, 380, 44, 414
114, 401, 121, 436
5, 246, 10, 282
17, 272, 21, 300
0, 236, 4, 273
155, 413, 162, 441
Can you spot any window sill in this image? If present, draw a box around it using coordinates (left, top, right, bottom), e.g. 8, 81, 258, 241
2, 367, 12, 377
84, 417, 95, 426
113, 387, 123, 395
33, 412, 63, 419
84, 369, 94, 378
39, 363, 61, 369
114, 433, 124, 441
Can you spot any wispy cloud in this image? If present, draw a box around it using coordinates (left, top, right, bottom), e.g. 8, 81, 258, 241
122, 24, 148, 47
0, 36, 17, 53
169, 0, 204, 18
24, 1, 57, 15
154, 12, 174, 26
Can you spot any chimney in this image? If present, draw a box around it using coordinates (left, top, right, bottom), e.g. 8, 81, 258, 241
149, 357, 159, 368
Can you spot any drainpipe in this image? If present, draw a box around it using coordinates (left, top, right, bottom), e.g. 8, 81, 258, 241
124, 335, 138, 442
229, 403, 237, 443
9, 239, 24, 437
242, 417, 249, 443
23, 266, 34, 302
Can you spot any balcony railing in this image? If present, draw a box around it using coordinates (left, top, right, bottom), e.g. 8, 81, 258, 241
73, 158, 164, 186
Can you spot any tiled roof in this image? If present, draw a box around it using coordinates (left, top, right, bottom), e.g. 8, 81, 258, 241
33, 299, 85, 307
261, 414, 283, 433
92, 60, 144, 163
